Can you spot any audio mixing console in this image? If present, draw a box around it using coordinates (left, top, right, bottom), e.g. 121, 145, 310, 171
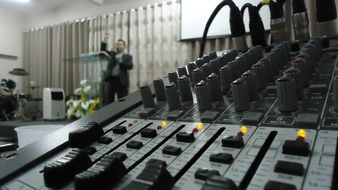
1, 38, 338, 190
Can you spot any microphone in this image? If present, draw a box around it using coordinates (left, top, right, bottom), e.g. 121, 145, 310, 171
292, 0, 309, 42
269, 0, 288, 43
241, 3, 267, 47
316, 0, 338, 38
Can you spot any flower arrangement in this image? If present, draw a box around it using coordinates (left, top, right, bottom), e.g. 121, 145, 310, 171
66, 80, 100, 119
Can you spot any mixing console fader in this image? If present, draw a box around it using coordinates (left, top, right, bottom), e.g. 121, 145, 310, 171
1, 38, 338, 190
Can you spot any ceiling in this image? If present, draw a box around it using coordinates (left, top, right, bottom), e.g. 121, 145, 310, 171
0, 0, 135, 16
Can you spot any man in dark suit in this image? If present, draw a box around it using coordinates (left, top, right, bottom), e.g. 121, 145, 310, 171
101, 36, 133, 104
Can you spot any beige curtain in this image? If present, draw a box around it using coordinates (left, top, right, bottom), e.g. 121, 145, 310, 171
23, 20, 89, 97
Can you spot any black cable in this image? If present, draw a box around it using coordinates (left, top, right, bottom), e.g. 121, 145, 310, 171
199, 0, 238, 58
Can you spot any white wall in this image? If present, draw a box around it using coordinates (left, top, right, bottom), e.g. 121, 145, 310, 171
25, 0, 166, 29
0, 8, 24, 92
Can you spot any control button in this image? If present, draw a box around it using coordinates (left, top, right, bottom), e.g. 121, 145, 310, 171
231, 78, 250, 112
176, 131, 195, 142
112, 125, 127, 134
83, 147, 96, 155
195, 168, 220, 180
209, 152, 233, 164
110, 152, 127, 162
98, 136, 112, 144
168, 71, 178, 85
68, 122, 103, 148
276, 75, 298, 112
322, 144, 336, 155
284, 66, 303, 100
202, 63, 213, 79
165, 82, 181, 111
192, 68, 204, 85
241, 70, 259, 100
222, 135, 244, 148
274, 160, 305, 176
295, 113, 319, 128
207, 73, 223, 102
282, 140, 310, 156
219, 65, 232, 93
195, 80, 213, 111
178, 66, 188, 77
252, 62, 267, 90
141, 128, 157, 138
162, 145, 182, 156
201, 175, 238, 190
140, 85, 155, 108
126, 140, 143, 149
153, 78, 166, 101
201, 111, 219, 122
177, 75, 193, 102
264, 180, 296, 190
43, 149, 92, 188
74, 155, 126, 190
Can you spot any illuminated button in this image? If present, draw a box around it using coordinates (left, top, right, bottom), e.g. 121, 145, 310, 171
238, 125, 248, 136
195, 168, 220, 180
112, 126, 127, 134
197, 123, 204, 130
126, 140, 143, 149
209, 152, 233, 164
297, 129, 307, 139
221, 135, 244, 148
176, 131, 195, 142
161, 121, 168, 127
141, 128, 157, 138
274, 160, 305, 176
282, 140, 310, 156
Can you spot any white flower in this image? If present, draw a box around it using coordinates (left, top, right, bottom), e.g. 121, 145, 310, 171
83, 86, 91, 93
80, 79, 88, 87
74, 88, 83, 95
81, 101, 90, 110
75, 109, 83, 118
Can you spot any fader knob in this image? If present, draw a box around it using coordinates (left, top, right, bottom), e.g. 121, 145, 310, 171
140, 85, 155, 108
284, 66, 303, 100
231, 78, 250, 112
187, 62, 197, 77
168, 71, 178, 85
195, 80, 212, 111
177, 75, 193, 102
333, 76, 338, 112
219, 65, 233, 93
178, 66, 188, 77
201, 63, 212, 79
153, 78, 166, 101
207, 73, 223, 102
165, 82, 181, 110
276, 75, 298, 112
192, 68, 204, 85
252, 62, 267, 90
241, 70, 259, 100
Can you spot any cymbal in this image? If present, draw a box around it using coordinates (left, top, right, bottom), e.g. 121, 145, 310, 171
9, 68, 29, 76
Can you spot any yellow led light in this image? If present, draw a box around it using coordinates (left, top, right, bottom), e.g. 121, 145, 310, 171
240, 125, 248, 135
262, 0, 270, 5
161, 121, 168, 127
297, 129, 307, 138
197, 123, 204, 130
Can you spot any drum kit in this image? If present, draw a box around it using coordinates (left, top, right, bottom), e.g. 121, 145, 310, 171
0, 68, 40, 121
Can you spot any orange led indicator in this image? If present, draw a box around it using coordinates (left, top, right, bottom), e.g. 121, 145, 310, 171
297, 129, 307, 139
240, 126, 248, 135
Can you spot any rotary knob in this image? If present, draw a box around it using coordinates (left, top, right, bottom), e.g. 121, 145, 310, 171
187, 62, 197, 78
228, 60, 241, 80
241, 70, 259, 100
153, 78, 166, 102
219, 65, 233, 94
264, 53, 279, 75
140, 85, 155, 108
195, 58, 205, 68
165, 82, 181, 110
207, 73, 223, 102
201, 63, 212, 79
252, 62, 267, 90
291, 58, 309, 87
177, 75, 193, 102
178, 66, 188, 77
192, 68, 204, 85
209, 58, 221, 75
168, 71, 178, 85
231, 78, 250, 112
276, 75, 298, 112
259, 58, 274, 82
236, 56, 248, 74
333, 76, 338, 112
195, 80, 212, 111
283, 66, 303, 100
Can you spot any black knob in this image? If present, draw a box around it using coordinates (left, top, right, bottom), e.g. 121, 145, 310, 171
291, 58, 310, 87
209, 58, 222, 75
333, 76, 338, 112
208, 51, 217, 60
201, 63, 212, 79
252, 62, 267, 90
195, 58, 205, 68
140, 85, 155, 108
265, 53, 279, 75
207, 73, 223, 102
202, 55, 210, 64
219, 65, 233, 94
69, 122, 104, 148
168, 71, 178, 85
187, 62, 197, 78
192, 68, 204, 85
241, 70, 259, 100
276, 75, 298, 112
178, 75, 193, 102
231, 78, 250, 112
228, 60, 241, 80
165, 82, 181, 110
284, 66, 303, 100
259, 58, 274, 82
178, 66, 188, 77
270, 48, 283, 70
153, 78, 166, 101
195, 80, 212, 111
236, 56, 248, 74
